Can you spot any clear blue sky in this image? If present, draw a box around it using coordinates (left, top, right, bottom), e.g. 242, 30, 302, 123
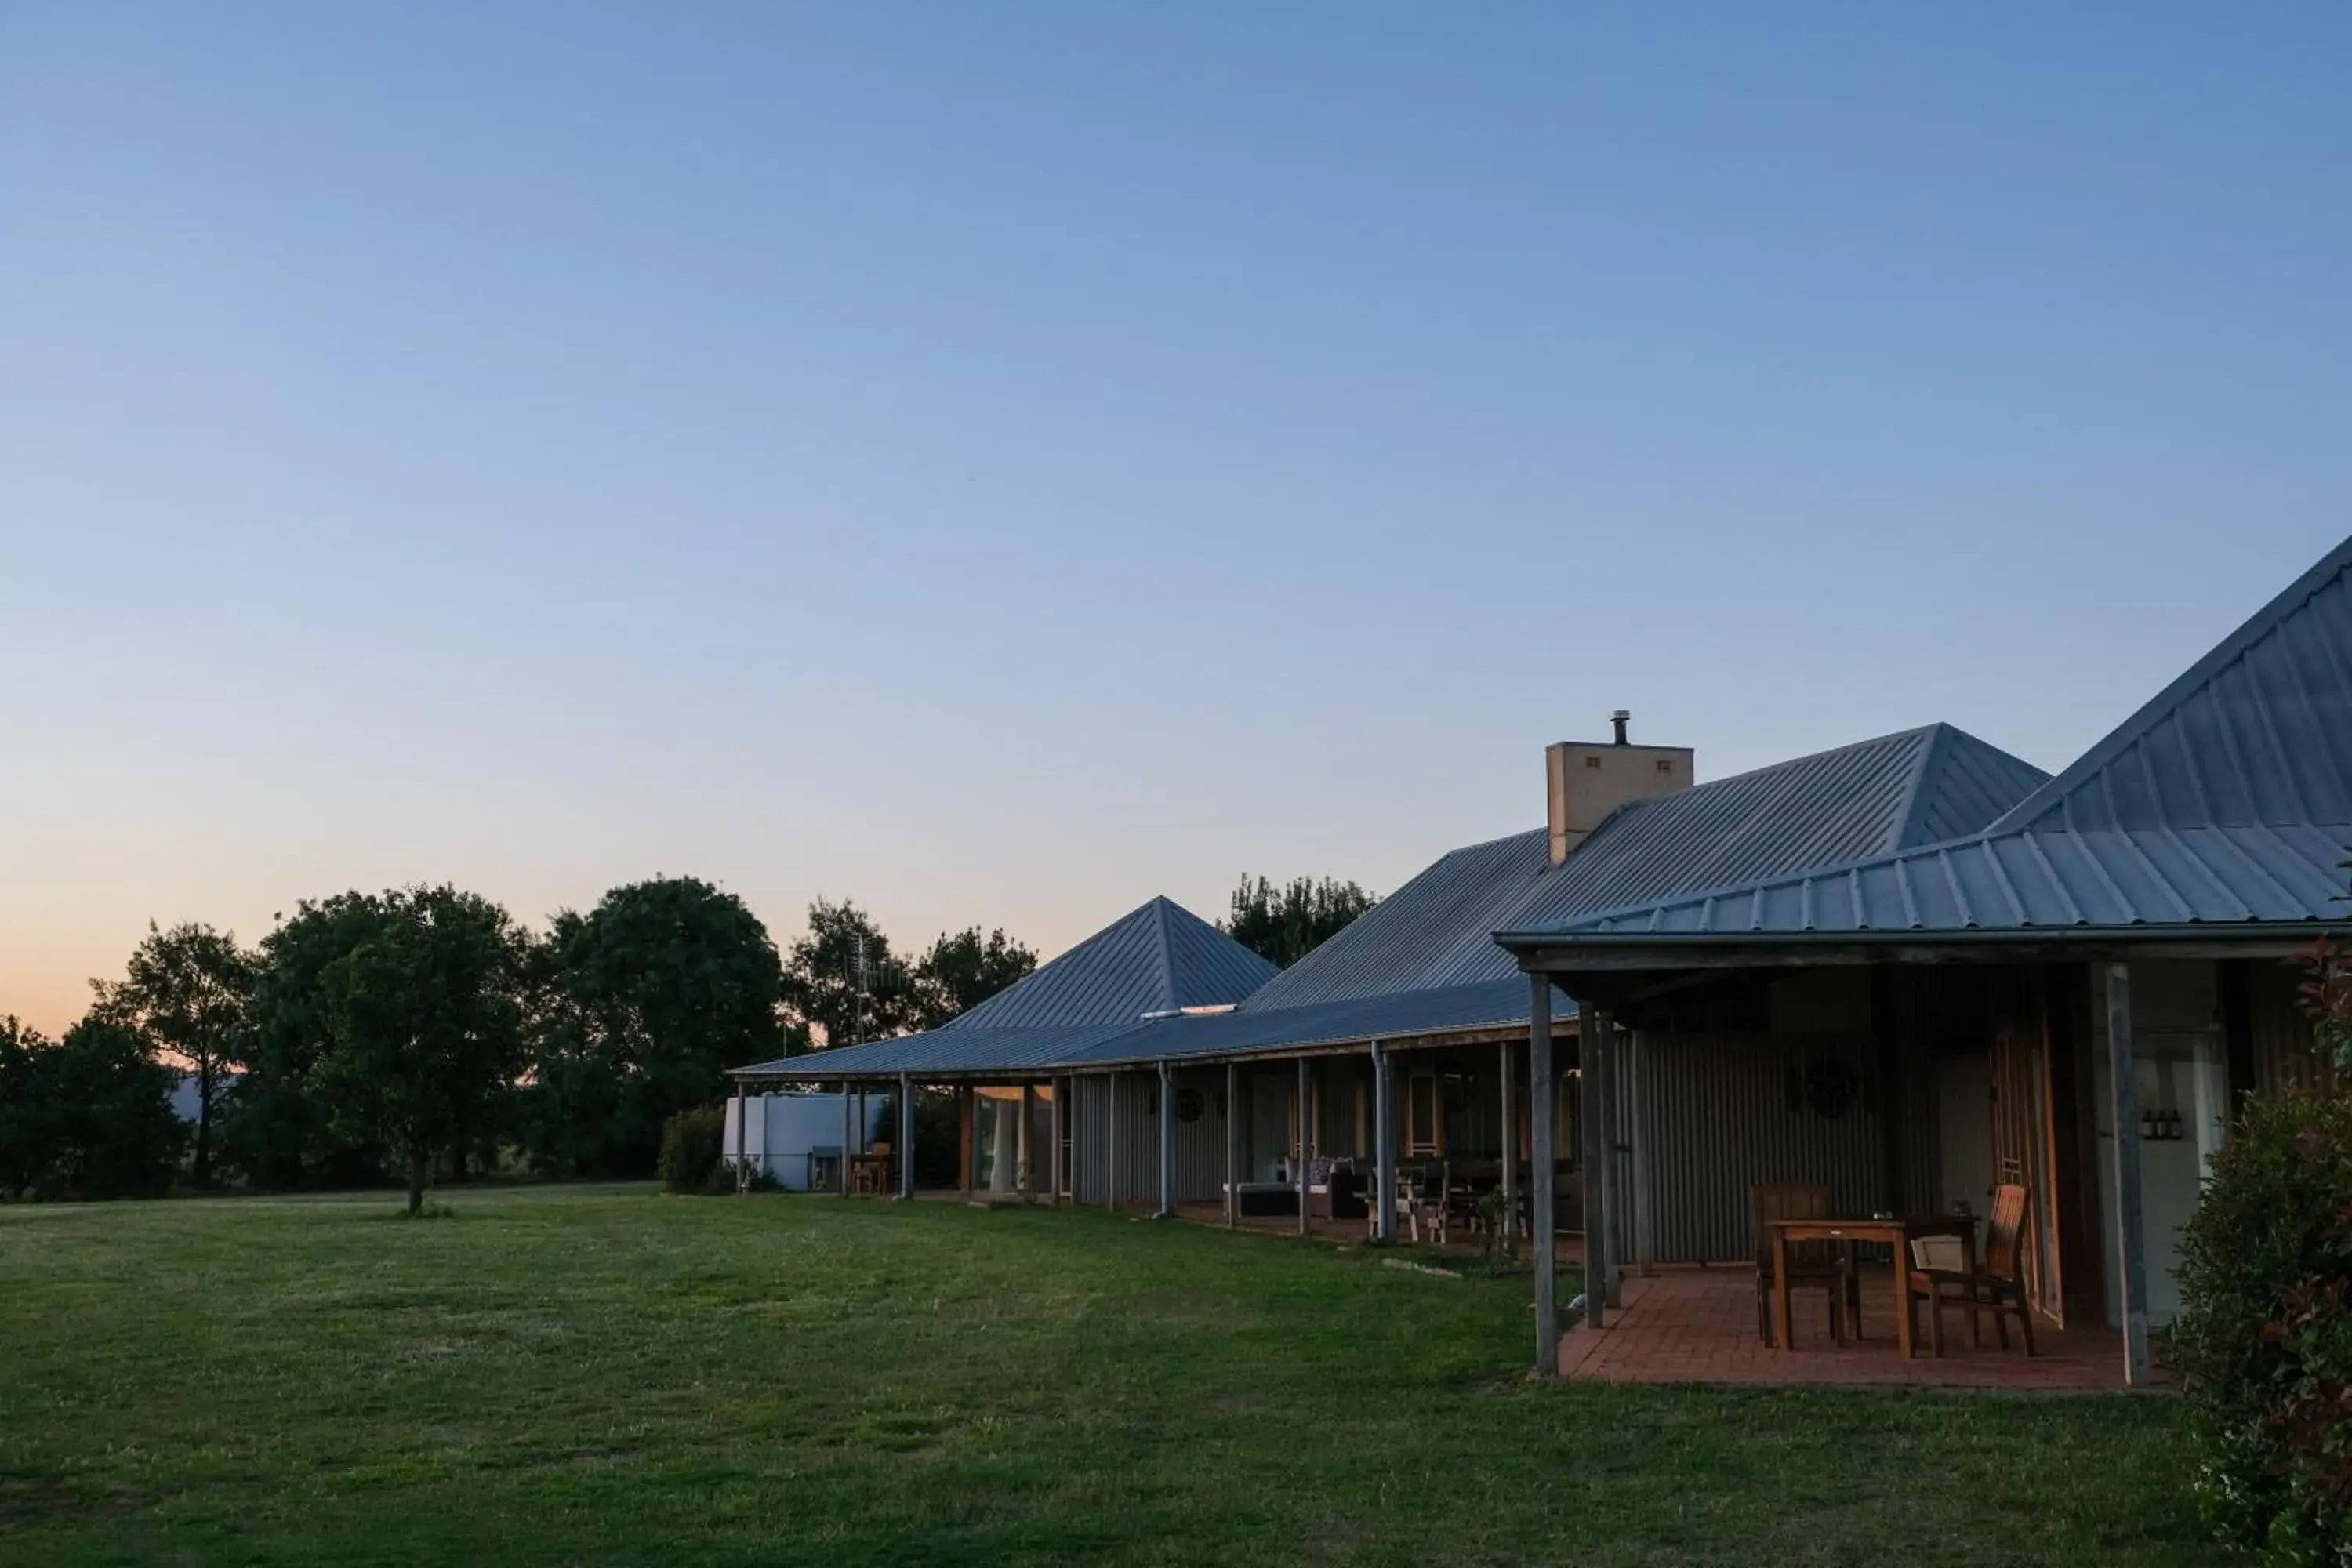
3, 3, 2348, 1030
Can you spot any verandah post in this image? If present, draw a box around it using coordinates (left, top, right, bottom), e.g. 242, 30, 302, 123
2104, 962, 2151, 1387
1019, 1082, 1036, 1201
1295, 1056, 1311, 1236
1581, 1005, 1610, 1323
1156, 1060, 1176, 1219
958, 1085, 975, 1202
1224, 1059, 1240, 1228
896, 1072, 914, 1200
839, 1082, 852, 1196
1372, 1042, 1396, 1244
1499, 1037, 1518, 1250
1530, 976, 1559, 1371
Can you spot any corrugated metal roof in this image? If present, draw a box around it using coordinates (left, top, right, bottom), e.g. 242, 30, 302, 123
1243, 724, 2048, 1008
1509, 535, 2352, 944
946, 895, 1275, 1029
739, 1022, 1142, 1080
738, 979, 1553, 1080
1991, 535, 2352, 835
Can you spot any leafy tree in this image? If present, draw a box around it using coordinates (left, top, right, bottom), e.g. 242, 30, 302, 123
0, 1017, 51, 1200
782, 898, 916, 1048
0, 1014, 184, 1201
1221, 875, 1378, 968
89, 920, 256, 1187
312, 887, 529, 1215
221, 893, 401, 1189
908, 926, 1036, 1030
39, 1017, 188, 1199
531, 877, 786, 1175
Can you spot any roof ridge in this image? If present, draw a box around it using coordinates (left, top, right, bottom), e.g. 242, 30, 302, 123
1986, 533, 2352, 834
1880, 723, 1950, 853
1149, 895, 1179, 1014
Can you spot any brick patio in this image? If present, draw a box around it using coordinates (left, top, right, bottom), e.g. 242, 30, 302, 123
1556, 1265, 2166, 1390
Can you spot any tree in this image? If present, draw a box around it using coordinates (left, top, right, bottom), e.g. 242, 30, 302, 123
90, 920, 256, 1187
781, 898, 917, 1048
531, 877, 787, 1175
1221, 875, 1378, 968
0, 1017, 50, 1200
0, 1014, 185, 1201
908, 926, 1036, 1030
312, 887, 528, 1215
221, 892, 401, 1189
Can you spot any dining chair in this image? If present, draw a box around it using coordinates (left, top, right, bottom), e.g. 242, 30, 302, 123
1751, 1181, 1859, 1346
1906, 1183, 2038, 1356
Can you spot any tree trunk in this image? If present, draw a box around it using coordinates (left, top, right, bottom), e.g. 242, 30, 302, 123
408, 1149, 428, 1217
193, 1060, 213, 1189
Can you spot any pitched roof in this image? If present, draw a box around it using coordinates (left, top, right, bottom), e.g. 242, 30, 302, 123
1512, 535, 2352, 945
943, 895, 1275, 1030
736, 979, 1544, 1080
1243, 724, 2048, 1008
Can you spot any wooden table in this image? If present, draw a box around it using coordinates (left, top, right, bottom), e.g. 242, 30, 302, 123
1770, 1215, 1976, 1357
848, 1152, 893, 1196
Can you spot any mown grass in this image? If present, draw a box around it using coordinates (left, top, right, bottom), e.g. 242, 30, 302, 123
0, 1185, 2202, 1566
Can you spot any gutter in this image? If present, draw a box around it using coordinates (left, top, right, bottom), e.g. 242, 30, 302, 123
1494, 918, 2352, 953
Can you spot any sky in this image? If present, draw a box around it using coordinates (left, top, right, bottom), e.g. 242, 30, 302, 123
3, 4, 2349, 1034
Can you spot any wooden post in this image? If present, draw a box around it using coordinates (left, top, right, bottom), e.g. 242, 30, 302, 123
1498, 1037, 1518, 1250
1049, 1077, 1065, 1206
957, 1086, 975, 1201
1530, 977, 1560, 1371
896, 1073, 914, 1200
1224, 1059, 1240, 1227
1107, 1073, 1121, 1214
1156, 1061, 1176, 1220
1599, 1014, 1621, 1308
1581, 1007, 1609, 1324
2104, 963, 2152, 1386
1019, 1083, 1036, 1201
1372, 1043, 1396, 1244
1295, 1057, 1312, 1236
839, 1083, 852, 1196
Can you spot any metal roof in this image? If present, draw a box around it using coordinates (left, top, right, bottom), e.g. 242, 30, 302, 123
1505, 535, 2352, 946
1243, 724, 2047, 1008
738, 1022, 1139, 1080
737, 979, 1552, 1080
945, 895, 1275, 1030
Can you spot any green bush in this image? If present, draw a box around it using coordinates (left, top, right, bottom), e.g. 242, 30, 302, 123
2174, 1088, 2352, 1563
656, 1105, 728, 1195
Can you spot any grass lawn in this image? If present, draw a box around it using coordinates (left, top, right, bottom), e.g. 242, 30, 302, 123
0, 1185, 2202, 1566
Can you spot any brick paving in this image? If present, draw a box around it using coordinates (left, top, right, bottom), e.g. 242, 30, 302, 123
1556, 1266, 2166, 1390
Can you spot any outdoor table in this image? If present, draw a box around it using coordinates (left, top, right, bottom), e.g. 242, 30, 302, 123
1769, 1214, 1976, 1357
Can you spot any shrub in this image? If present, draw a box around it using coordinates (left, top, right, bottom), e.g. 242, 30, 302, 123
656, 1105, 728, 1195
2174, 1088, 2352, 1563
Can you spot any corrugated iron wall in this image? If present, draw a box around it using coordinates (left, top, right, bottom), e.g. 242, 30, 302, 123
1637, 1032, 1891, 1263
1069, 1067, 1229, 1206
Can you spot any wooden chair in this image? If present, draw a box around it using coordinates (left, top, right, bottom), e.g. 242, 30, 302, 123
1752, 1182, 1860, 1347
1906, 1183, 2038, 1356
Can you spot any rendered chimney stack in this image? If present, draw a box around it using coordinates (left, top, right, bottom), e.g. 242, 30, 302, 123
1546, 713, 1693, 866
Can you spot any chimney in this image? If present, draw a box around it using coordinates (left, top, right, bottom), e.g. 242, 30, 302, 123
1546, 712, 1694, 865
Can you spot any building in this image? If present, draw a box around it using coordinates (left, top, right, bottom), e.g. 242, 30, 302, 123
738, 534, 2349, 1387
1500, 533, 2352, 1382
737, 720, 2053, 1242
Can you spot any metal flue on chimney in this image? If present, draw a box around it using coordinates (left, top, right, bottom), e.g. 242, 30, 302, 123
1611, 710, 1631, 746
